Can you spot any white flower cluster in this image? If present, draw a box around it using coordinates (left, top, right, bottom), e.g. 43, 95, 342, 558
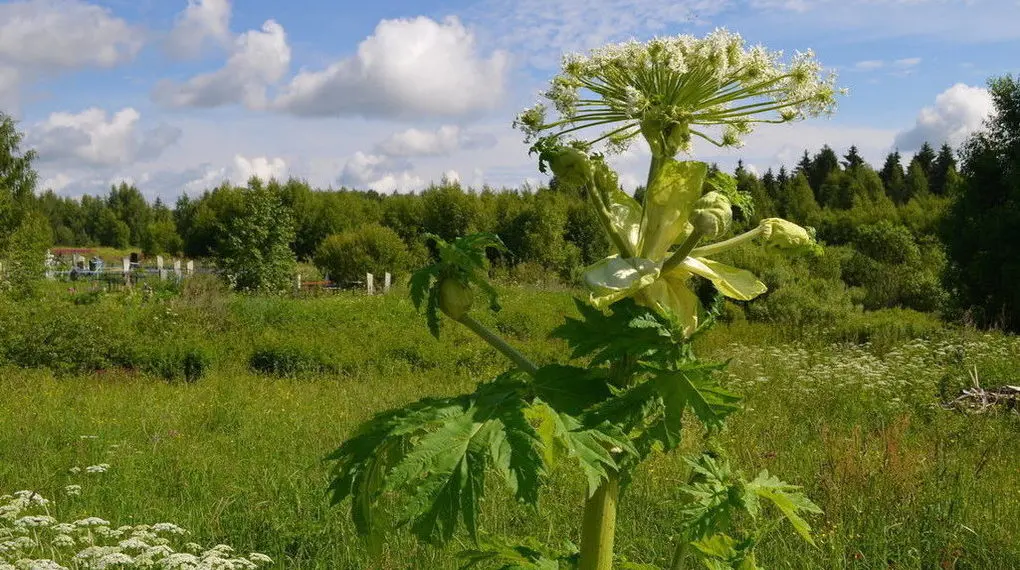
0, 490, 272, 570
515, 28, 843, 155
718, 333, 1020, 409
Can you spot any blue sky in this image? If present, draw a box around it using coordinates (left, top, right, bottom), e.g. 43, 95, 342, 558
1, 0, 1018, 200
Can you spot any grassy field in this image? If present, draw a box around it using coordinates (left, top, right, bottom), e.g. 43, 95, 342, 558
1, 280, 1018, 568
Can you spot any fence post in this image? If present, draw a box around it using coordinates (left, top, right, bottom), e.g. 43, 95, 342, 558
44, 250, 55, 280
173, 259, 182, 279
295, 273, 302, 292
156, 255, 165, 280
384, 272, 391, 293
366, 273, 374, 295
186, 260, 194, 276
122, 257, 131, 286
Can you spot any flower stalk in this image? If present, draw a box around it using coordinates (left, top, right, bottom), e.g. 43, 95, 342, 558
457, 313, 540, 376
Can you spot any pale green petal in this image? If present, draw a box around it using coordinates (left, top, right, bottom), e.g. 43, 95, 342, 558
677, 257, 767, 301
593, 157, 642, 253
638, 159, 708, 260
584, 255, 660, 308
606, 187, 642, 253
639, 273, 700, 336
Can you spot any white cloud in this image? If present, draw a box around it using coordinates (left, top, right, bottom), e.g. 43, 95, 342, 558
233, 154, 288, 182
469, 0, 725, 69
178, 154, 288, 195
272, 16, 508, 119
28, 107, 182, 167
40, 172, 73, 192
442, 169, 461, 184
374, 125, 497, 157
853, 57, 920, 72
894, 83, 994, 151
0, 65, 19, 107
338, 151, 424, 193
893, 57, 922, 68
153, 19, 290, 110
0, 0, 143, 70
854, 60, 885, 71
165, 0, 233, 59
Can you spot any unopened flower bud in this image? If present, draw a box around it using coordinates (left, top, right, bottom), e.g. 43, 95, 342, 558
548, 147, 593, 189
691, 191, 732, 239
759, 218, 820, 253
438, 278, 473, 320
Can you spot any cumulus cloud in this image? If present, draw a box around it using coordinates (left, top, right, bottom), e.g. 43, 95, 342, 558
374, 125, 497, 157
178, 154, 288, 195
153, 19, 290, 110
338, 152, 424, 193
165, 0, 233, 59
0, 0, 143, 70
272, 16, 508, 119
0, 0, 142, 103
28, 107, 182, 167
894, 83, 994, 151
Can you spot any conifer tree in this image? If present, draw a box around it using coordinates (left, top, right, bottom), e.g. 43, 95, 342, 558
930, 143, 958, 195
913, 142, 937, 179
842, 145, 865, 169
880, 151, 907, 203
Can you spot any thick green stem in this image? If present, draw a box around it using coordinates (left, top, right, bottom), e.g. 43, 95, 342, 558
457, 314, 539, 376
669, 534, 689, 570
578, 471, 620, 570
661, 228, 705, 274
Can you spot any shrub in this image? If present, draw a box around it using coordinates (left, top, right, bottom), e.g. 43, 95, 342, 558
249, 345, 337, 377
215, 179, 297, 294
829, 308, 944, 352
313, 223, 408, 285
136, 344, 212, 383
719, 245, 860, 328
843, 221, 947, 312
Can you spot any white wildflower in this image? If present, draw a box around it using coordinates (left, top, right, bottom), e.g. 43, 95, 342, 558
51, 534, 75, 548
73, 517, 110, 528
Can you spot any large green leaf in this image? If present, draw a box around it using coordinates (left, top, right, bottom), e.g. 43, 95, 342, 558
638, 160, 708, 259
585, 361, 739, 455
743, 471, 822, 545
550, 298, 687, 369
531, 402, 635, 497
651, 363, 741, 436
326, 376, 545, 545
458, 535, 575, 570
531, 364, 613, 415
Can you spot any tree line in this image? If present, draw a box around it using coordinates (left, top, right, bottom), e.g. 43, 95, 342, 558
2, 74, 1019, 330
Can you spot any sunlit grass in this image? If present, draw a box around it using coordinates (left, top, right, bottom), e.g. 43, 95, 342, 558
1, 286, 1018, 568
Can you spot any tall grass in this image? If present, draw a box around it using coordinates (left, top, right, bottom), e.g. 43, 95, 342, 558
1, 282, 1018, 568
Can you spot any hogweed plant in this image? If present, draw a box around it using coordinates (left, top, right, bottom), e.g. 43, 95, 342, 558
327, 29, 842, 569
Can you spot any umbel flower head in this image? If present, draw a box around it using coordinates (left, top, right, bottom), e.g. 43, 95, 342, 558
514, 28, 843, 157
